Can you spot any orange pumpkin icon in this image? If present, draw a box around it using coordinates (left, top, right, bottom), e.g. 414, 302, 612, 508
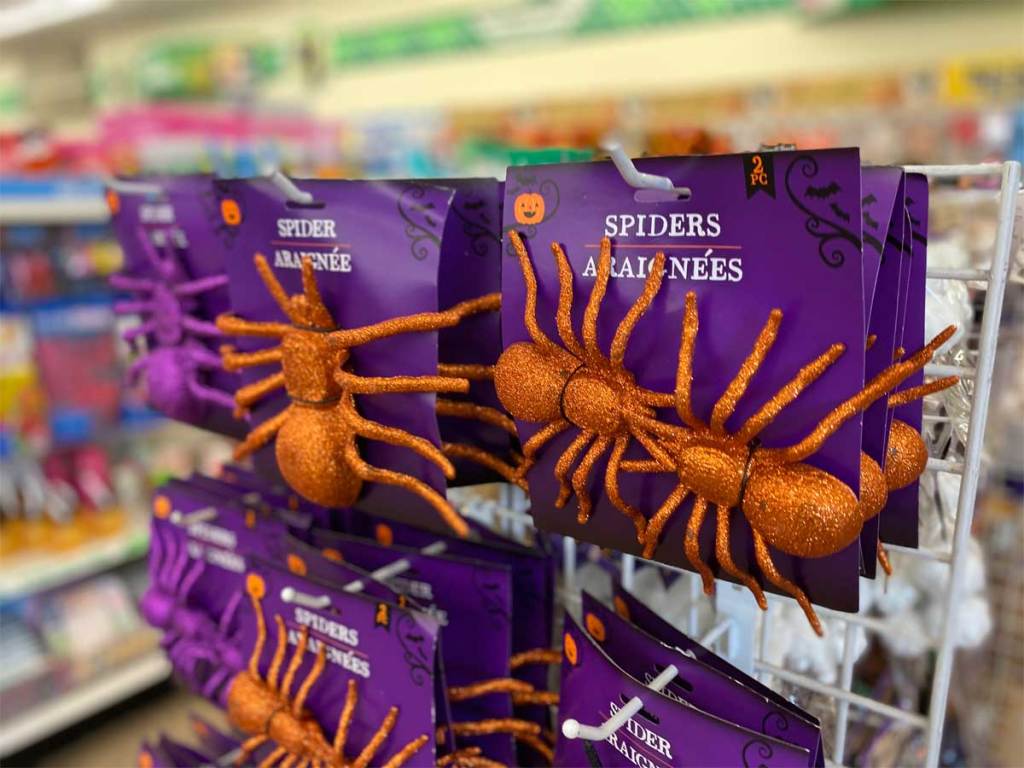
220, 198, 242, 226
513, 192, 545, 225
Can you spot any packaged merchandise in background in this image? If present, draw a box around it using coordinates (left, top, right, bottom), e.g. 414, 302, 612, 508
309, 528, 518, 765
214, 176, 485, 535
555, 612, 812, 767
499, 150, 867, 616
580, 590, 824, 766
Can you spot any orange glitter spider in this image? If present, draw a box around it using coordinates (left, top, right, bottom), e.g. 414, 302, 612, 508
227, 573, 428, 768
493, 232, 673, 539
629, 290, 956, 635
218, 254, 500, 538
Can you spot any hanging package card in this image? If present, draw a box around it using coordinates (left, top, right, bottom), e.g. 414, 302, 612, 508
187, 712, 240, 759
580, 591, 824, 766
499, 150, 865, 616
215, 176, 477, 537
107, 178, 241, 434
857, 168, 906, 576
882, 174, 930, 547
556, 612, 811, 767
309, 528, 518, 765
230, 559, 446, 766
187, 471, 325, 531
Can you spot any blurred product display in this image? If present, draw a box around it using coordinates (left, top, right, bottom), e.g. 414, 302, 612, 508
0, 2, 1021, 767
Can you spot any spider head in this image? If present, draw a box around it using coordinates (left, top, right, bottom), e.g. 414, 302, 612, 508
494, 342, 574, 422
743, 460, 861, 559
857, 452, 888, 522
884, 418, 928, 491
562, 371, 625, 434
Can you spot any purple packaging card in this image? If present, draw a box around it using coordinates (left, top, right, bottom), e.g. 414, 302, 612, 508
858, 168, 905, 576
157, 736, 214, 766
217, 176, 459, 533
431, 178, 516, 486
186, 472, 319, 531
187, 712, 240, 758
611, 584, 814, 724
882, 176, 930, 547
234, 560, 443, 764
310, 528, 517, 764
502, 151, 864, 612
555, 613, 810, 767
107, 180, 241, 435
581, 592, 822, 765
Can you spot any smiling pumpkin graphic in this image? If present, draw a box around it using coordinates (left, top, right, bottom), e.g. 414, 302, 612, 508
513, 192, 545, 225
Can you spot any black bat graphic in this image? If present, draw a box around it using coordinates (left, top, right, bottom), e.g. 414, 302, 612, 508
830, 202, 851, 222
863, 211, 880, 230
462, 199, 485, 210
862, 193, 877, 206
805, 181, 841, 199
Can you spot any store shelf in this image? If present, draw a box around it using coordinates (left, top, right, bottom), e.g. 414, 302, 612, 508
0, 649, 171, 758
0, 523, 149, 601
0, 197, 110, 224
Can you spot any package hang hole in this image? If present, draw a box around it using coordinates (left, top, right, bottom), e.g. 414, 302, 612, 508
285, 199, 326, 210
633, 187, 692, 204
619, 693, 661, 725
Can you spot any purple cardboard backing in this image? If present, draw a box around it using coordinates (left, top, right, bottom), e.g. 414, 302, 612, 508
432, 177, 516, 486
555, 613, 810, 767
217, 176, 460, 533
581, 592, 821, 766
187, 712, 240, 758
502, 151, 865, 612
611, 584, 815, 725
858, 168, 905, 577
309, 529, 517, 765
882, 175, 930, 547
235, 560, 442, 764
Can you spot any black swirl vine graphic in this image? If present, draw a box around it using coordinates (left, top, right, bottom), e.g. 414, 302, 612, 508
449, 194, 500, 258
760, 710, 790, 739
396, 612, 431, 687
783, 155, 861, 268
741, 737, 776, 767
397, 184, 443, 261
505, 168, 561, 256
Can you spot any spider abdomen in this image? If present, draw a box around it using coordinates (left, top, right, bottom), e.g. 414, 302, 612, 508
276, 406, 361, 507
858, 452, 888, 522
562, 374, 623, 433
885, 419, 928, 491
676, 444, 745, 506
494, 342, 566, 422
743, 463, 860, 558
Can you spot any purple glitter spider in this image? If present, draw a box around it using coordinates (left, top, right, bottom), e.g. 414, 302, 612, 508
111, 227, 235, 421
141, 522, 244, 704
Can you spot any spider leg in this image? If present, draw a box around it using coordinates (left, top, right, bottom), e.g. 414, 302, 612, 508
257, 745, 287, 768
752, 531, 823, 636
550, 241, 584, 356
382, 735, 429, 768
638, 389, 676, 408
127, 354, 150, 385
340, 401, 454, 479
438, 363, 494, 380
329, 294, 501, 350
184, 345, 224, 370
334, 679, 358, 756
123, 320, 156, 341
610, 252, 667, 366
221, 345, 283, 371
267, 616, 288, 691
253, 253, 301, 323
510, 648, 561, 668
641, 482, 689, 559
631, 428, 677, 471
736, 343, 845, 443
201, 666, 232, 702
507, 231, 556, 350
279, 756, 298, 768
518, 419, 570, 476
219, 590, 244, 634
619, 458, 670, 473
768, 325, 956, 463
448, 678, 532, 701
436, 398, 517, 436
715, 504, 766, 608
246, 593, 267, 677
182, 315, 223, 338
684, 496, 716, 593
351, 706, 399, 768
179, 558, 205, 601
605, 436, 646, 541
291, 641, 327, 715
581, 237, 612, 360
235, 371, 286, 411
571, 435, 612, 524
235, 735, 268, 767
281, 625, 309, 698
173, 274, 229, 297
342, 438, 469, 538
187, 377, 237, 411
235, 405, 292, 461
517, 732, 555, 765
216, 314, 291, 339
710, 308, 782, 434
675, 292, 706, 429
554, 432, 594, 508
877, 543, 893, 576
298, 256, 335, 328
442, 443, 527, 490
113, 299, 153, 315
109, 274, 155, 293
336, 368, 468, 395
888, 376, 958, 407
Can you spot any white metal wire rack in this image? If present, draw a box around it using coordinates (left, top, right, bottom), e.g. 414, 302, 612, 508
459, 160, 1022, 768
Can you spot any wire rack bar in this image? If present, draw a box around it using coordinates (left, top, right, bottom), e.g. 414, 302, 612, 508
926, 267, 990, 281
925, 362, 975, 379
926, 457, 964, 474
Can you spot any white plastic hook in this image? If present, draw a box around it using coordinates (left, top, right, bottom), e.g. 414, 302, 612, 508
280, 586, 331, 610
561, 663, 679, 741
269, 170, 315, 206
105, 177, 163, 196
601, 139, 691, 197
171, 507, 217, 526
342, 540, 448, 594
